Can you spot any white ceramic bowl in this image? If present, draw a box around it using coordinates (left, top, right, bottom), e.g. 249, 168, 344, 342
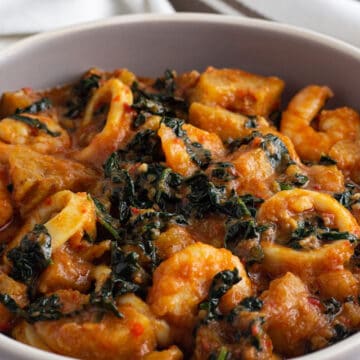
0, 13, 360, 360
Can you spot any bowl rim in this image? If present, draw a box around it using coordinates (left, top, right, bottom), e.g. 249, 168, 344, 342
1, 12, 360, 360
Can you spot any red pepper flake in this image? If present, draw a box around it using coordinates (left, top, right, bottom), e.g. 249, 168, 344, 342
131, 208, 141, 215
130, 322, 144, 337
308, 296, 321, 308
313, 184, 321, 190
123, 103, 132, 112
44, 197, 52, 206
113, 95, 121, 102
251, 324, 260, 336
252, 137, 262, 147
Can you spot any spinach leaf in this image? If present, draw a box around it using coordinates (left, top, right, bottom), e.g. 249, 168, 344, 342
199, 268, 241, 323
7, 224, 52, 289
9, 114, 60, 137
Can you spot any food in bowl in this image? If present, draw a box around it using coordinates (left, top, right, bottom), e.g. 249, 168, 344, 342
0, 65, 359, 359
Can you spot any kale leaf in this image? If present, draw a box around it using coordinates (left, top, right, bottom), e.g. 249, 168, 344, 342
15, 98, 52, 114
65, 74, 101, 118
319, 155, 337, 166
199, 268, 241, 323
91, 196, 122, 241
0, 293, 63, 323
7, 224, 52, 289
9, 114, 60, 137
162, 117, 212, 169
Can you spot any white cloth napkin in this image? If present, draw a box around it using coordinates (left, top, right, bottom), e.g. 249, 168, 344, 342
0, 0, 174, 34
199, 0, 360, 48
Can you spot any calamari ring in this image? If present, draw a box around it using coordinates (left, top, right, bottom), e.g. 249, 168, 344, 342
74, 78, 133, 165
7, 190, 96, 252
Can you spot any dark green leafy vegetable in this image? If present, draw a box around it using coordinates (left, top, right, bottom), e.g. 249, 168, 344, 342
117, 130, 164, 163
278, 182, 293, 191
92, 196, 121, 241
211, 162, 237, 182
9, 114, 60, 137
224, 219, 266, 249
162, 117, 212, 169
293, 173, 309, 186
260, 133, 294, 172
15, 98, 52, 114
131, 72, 187, 129
208, 347, 230, 360
332, 323, 351, 343
288, 218, 358, 249
7, 224, 52, 290
323, 298, 341, 315
65, 74, 101, 118
90, 244, 142, 317
269, 110, 282, 129
153, 69, 176, 96
245, 116, 258, 129
227, 131, 262, 153
238, 296, 263, 312
334, 183, 359, 210
26, 294, 63, 322
319, 155, 337, 166
0, 293, 63, 323
199, 268, 241, 323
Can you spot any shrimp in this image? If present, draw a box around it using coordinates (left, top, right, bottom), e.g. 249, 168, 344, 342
228, 130, 300, 199
281, 85, 360, 162
74, 78, 133, 166
261, 272, 332, 357
328, 139, 360, 182
14, 293, 159, 360
0, 114, 70, 154
147, 243, 252, 345
256, 189, 359, 283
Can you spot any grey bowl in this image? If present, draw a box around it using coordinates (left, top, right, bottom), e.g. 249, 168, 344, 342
0, 13, 360, 360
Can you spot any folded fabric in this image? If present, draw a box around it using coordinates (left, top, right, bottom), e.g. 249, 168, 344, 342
0, 0, 174, 34
198, 0, 360, 48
